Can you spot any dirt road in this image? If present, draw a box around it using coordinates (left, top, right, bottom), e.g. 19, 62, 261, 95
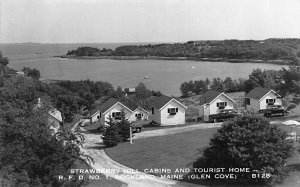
81, 133, 202, 187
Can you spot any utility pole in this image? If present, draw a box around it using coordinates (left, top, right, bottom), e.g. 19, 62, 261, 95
130, 126, 133, 144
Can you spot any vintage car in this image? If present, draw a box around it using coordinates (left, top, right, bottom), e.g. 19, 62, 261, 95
262, 105, 289, 118
209, 109, 240, 123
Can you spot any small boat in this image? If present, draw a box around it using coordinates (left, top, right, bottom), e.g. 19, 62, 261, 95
192, 66, 195, 69
144, 75, 149, 79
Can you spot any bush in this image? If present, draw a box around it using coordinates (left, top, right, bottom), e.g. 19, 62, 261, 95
102, 122, 121, 147
192, 115, 294, 185
117, 112, 131, 141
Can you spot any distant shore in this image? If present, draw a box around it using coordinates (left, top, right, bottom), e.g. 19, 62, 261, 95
56, 55, 289, 65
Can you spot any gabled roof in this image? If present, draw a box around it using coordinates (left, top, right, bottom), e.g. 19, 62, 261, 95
132, 106, 150, 114
150, 95, 187, 110
91, 98, 133, 116
35, 98, 62, 122
199, 90, 236, 105
245, 87, 276, 100
48, 109, 62, 122
151, 95, 172, 109
199, 90, 222, 105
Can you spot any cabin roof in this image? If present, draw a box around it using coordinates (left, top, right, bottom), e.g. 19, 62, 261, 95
91, 98, 135, 116
91, 98, 118, 115
199, 90, 222, 105
150, 95, 173, 109
48, 109, 62, 122
245, 87, 274, 100
150, 95, 186, 110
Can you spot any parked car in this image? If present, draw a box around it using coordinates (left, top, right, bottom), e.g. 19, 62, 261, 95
209, 109, 240, 123
262, 105, 288, 118
131, 123, 143, 133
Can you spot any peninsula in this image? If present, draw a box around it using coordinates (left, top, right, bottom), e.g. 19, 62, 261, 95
61, 38, 300, 65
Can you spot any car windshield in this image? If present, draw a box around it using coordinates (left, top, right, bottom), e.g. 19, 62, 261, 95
221, 110, 235, 114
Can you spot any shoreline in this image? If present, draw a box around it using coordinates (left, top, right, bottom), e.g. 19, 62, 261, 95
56, 55, 290, 65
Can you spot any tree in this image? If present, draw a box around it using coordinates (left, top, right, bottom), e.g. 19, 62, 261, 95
193, 80, 208, 95
210, 77, 224, 91
22, 67, 41, 80
102, 116, 121, 147
180, 81, 194, 97
116, 111, 131, 141
0, 76, 91, 186
0, 52, 9, 78
180, 82, 190, 97
0, 52, 9, 67
116, 86, 123, 98
80, 91, 95, 116
55, 95, 80, 124
192, 115, 294, 185
223, 77, 236, 92
135, 82, 151, 99
205, 78, 210, 87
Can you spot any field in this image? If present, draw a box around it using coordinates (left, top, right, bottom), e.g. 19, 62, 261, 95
106, 127, 218, 175
105, 123, 300, 187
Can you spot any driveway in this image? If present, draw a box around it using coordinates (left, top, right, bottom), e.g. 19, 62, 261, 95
81, 133, 202, 187
133, 123, 221, 139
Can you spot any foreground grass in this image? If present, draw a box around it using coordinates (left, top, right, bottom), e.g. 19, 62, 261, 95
106, 124, 300, 187
106, 127, 218, 175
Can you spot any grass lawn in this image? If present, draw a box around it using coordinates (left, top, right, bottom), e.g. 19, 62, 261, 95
106, 127, 219, 175
106, 124, 300, 186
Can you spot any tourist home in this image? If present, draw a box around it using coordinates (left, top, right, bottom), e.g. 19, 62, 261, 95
245, 87, 282, 113
90, 98, 133, 126
150, 95, 187, 126
36, 98, 62, 133
48, 109, 63, 133
198, 90, 236, 121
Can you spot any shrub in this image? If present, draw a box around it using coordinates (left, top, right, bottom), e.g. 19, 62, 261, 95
192, 115, 294, 185
102, 117, 121, 147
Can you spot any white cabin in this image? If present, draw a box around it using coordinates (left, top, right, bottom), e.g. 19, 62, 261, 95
150, 96, 187, 126
245, 87, 282, 113
90, 98, 133, 126
129, 107, 149, 122
198, 91, 236, 121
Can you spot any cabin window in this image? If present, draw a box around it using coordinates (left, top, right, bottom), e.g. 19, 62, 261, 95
246, 98, 250, 105
135, 113, 143, 119
217, 102, 227, 108
266, 99, 275, 104
97, 115, 100, 119
112, 112, 121, 120
151, 107, 154, 114
168, 108, 178, 115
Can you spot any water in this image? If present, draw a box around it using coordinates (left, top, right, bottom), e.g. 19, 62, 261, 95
0, 43, 287, 96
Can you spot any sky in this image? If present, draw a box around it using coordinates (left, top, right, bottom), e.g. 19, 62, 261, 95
1, 0, 300, 43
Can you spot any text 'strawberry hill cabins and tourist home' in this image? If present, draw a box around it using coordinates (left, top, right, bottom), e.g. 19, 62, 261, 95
245, 87, 282, 113
150, 95, 187, 126
198, 90, 236, 122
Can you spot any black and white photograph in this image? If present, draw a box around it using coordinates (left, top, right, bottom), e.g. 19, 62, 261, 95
1, 0, 300, 186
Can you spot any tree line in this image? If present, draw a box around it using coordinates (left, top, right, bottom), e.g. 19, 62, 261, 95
65, 39, 300, 65
0, 52, 161, 186
180, 67, 300, 98
0, 52, 92, 186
